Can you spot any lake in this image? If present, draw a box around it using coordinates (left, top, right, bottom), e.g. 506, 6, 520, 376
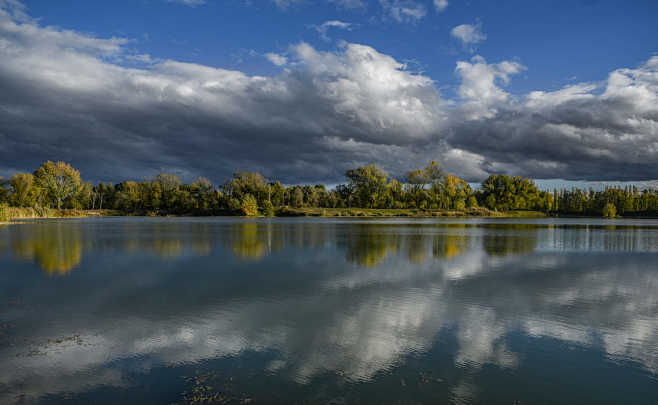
0, 217, 657, 404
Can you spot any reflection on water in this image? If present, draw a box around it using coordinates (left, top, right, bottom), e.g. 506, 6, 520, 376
7, 219, 655, 275
483, 233, 537, 256
229, 222, 269, 260
433, 233, 469, 259
343, 225, 400, 267
0, 218, 657, 404
10, 222, 83, 275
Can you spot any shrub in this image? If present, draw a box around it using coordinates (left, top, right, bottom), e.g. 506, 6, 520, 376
603, 203, 617, 219
240, 194, 259, 217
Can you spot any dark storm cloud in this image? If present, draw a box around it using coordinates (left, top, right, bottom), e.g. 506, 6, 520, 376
447, 62, 658, 181
0, 3, 656, 184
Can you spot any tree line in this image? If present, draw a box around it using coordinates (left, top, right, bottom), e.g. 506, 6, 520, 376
1, 161, 656, 218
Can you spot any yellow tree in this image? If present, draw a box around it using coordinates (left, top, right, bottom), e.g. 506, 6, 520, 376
240, 194, 259, 216
34, 161, 82, 209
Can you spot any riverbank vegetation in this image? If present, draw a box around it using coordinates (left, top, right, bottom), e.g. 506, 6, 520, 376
1, 161, 656, 220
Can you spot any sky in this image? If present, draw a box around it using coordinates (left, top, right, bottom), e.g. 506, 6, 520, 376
0, 0, 657, 187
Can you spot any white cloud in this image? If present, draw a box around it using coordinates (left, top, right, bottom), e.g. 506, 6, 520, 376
0, 2, 657, 182
379, 0, 427, 23
272, 0, 303, 9
433, 0, 448, 12
328, 0, 365, 9
0, 0, 28, 21
451, 22, 486, 48
455, 55, 525, 119
525, 83, 597, 109
313, 20, 353, 41
264, 52, 288, 66
167, 0, 207, 6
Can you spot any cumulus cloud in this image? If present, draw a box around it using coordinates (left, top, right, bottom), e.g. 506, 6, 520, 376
455, 55, 525, 119
313, 20, 353, 42
451, 22, 486, 49
0, 2, 657, 183
379, 0, 427, 23
264, 52, 288, 66
0, 5, 445, 183
433, 0, 448, 12
448, 55, 658, 180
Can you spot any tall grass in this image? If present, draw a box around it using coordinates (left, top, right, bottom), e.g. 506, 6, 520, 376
0, 205, 97, 221
0, 204, 9, 222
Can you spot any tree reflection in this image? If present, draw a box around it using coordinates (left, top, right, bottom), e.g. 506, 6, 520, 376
12, 223, 83, 275
150, 238, 183, 258
121, 222, 215, 258
432, 233, 469, 259
0, 227, 8, 256
343, 225, 473, 267
406, 233, 429, 264
467, 223, 539, 257
230, 222, 268, 261
344, 225, 400, 267
483, 233, 537, 257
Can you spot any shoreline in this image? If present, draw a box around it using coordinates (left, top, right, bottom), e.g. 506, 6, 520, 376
4, 208, 657, 221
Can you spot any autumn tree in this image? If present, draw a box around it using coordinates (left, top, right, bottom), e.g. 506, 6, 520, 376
603, 203, 617, 218
34, 161, 82, 209
241, 194, 259, 216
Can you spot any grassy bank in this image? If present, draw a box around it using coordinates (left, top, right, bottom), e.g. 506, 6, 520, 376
0, 206, 117, 222
275, 207, 547, 218
0, 205, 548, 222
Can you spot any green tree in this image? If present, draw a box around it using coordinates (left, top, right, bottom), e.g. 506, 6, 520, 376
288, 186, 303, 208
345, 164, 389, 208
34, 161, 82, 209
486, 194, 497, 210
262, 199, 275, 217
190, 177, 214, 213
155, 173, 182, 212
0, 177, 10, 204
270, 181, 285, 206
224, 172, 268, 205
10, 173, 40, 207
73, 182, 93, 209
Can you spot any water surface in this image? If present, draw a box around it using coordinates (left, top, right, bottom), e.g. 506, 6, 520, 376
0, 217, 657, 404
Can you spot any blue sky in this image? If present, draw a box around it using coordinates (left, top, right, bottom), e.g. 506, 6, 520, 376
27, 0, 657, 96
0, 0, 657, 186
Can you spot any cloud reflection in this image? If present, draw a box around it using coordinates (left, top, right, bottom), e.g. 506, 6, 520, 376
0, 219, 657, 403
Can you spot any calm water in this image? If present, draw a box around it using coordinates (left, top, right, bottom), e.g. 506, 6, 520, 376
0, 217, 657, 404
